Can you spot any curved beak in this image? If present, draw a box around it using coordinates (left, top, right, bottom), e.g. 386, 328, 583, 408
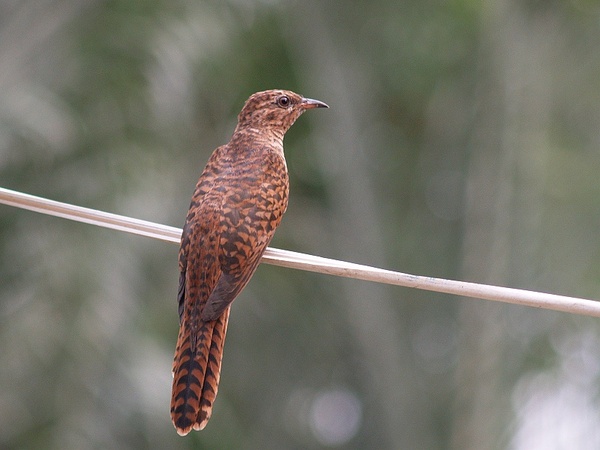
301, 97, 329, 109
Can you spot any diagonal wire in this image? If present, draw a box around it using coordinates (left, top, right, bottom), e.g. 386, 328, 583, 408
0, 186, 599, 317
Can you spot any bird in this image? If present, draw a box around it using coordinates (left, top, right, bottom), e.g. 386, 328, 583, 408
171, 89, 328, 435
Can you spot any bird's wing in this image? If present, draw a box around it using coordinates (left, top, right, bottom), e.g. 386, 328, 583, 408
201, 151, 288, 321
172, 199, 226, 434
176, 146, 226, 324
200, 237, 265, 321
176, 199, 222, 347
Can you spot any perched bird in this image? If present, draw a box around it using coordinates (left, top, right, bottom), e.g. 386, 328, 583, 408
171, 89, 328, 435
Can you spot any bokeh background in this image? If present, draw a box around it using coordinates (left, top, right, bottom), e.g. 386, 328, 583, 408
1, 1, 600, 449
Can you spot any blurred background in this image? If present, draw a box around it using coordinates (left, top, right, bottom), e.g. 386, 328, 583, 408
1, 0, 600, 449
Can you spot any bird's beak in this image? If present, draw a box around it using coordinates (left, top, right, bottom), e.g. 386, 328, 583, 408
301, 97, 329, 109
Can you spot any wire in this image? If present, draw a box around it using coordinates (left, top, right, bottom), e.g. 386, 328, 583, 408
1, 186, 599, 317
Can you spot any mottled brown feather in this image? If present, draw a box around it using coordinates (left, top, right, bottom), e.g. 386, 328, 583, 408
171, 89, 327, 435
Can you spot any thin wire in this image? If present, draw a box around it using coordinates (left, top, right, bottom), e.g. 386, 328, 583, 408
1, 186, 599, 317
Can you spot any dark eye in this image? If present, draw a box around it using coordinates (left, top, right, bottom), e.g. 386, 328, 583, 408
276, 95, 290, 108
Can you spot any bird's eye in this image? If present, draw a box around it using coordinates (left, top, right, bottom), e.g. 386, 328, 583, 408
276, 95, 290, 108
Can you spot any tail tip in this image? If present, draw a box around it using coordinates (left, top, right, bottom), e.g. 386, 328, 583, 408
176, 427, 190, 437
173, 419, 208, 436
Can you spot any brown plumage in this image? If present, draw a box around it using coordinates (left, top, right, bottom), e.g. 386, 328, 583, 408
171, 89, 328, 435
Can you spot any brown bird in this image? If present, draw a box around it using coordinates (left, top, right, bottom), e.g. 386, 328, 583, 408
171, 89, 328, 435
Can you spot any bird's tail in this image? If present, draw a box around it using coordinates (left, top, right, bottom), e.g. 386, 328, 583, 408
170, 307, 230, 435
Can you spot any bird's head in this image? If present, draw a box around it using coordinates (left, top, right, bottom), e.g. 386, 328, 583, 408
235, 89, 328, 136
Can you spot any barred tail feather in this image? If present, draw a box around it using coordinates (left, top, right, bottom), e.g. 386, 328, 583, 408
171, 307, 231, 435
